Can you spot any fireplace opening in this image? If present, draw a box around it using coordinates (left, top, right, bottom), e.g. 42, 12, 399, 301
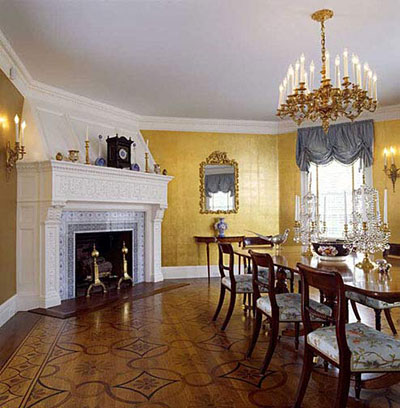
75, 230, 133, 297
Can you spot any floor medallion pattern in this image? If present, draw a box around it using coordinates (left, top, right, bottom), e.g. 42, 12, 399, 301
0, 280, 400, 407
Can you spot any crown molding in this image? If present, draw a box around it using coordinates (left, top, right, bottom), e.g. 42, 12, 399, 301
1, 27, 400, 136
138, 115, 280, 134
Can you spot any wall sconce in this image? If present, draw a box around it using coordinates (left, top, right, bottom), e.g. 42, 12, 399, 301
383, 147, 400, 192
6, 114, 26, 177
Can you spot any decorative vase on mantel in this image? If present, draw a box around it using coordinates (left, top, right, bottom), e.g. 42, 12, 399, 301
214, 217, 228, 238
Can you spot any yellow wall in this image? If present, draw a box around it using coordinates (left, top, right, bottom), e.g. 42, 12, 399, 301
277, 131, 300, 242
373, 120, 400, 242
141, 130, 280, 267
0, 70, 24, 304
145, 120, 400, 268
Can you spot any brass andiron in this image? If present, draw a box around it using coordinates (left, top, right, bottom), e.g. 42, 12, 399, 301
145, 152, 150, 173
85, 140, 90, 165
86, 244, 107, 297
118, 241, 133, 290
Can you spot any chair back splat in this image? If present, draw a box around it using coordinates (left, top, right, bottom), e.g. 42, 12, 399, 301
297, 263, 351, 366
218, 243, 235, 289
249, 250, 275, 311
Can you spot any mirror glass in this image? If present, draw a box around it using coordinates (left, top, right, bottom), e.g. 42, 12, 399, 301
205, 165, 235, 211
200, 151, 238, 214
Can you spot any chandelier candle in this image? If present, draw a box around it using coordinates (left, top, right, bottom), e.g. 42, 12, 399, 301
277, 9, 379, 133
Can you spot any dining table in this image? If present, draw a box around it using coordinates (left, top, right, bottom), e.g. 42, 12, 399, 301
234, 245, 400, 303
233, 245, 400, 391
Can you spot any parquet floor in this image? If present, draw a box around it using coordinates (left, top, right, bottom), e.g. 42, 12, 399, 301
1, 279, 400, 407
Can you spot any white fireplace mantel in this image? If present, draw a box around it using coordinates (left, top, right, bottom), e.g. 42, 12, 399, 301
16, 160, 173, 310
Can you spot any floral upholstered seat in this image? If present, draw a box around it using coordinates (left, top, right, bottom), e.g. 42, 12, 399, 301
256, 293, 331, 322
222, 274, 268, 293
307, 321, 400, 372
346, 290, 400, 309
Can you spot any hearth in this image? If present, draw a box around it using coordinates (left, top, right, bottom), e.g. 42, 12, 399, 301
75, 230, 132, 297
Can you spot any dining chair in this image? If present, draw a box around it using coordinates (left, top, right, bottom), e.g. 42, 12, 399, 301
212, 243, 268, 331
295, 263, 400, 408
246, 251, 332, 374
346, 243, 400, 335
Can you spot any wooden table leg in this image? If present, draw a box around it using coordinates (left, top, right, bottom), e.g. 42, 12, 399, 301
206, 243, 210, 283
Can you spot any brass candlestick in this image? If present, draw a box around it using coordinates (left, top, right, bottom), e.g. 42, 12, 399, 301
355, 222, 376, 272
117, 241, 134, 290
86, 244, 107, 297
85, 140, 90, 165
145, 152, 150, 173
302, 221, 315, 257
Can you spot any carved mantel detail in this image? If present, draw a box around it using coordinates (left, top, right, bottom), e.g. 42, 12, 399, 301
17, 160, 173, 310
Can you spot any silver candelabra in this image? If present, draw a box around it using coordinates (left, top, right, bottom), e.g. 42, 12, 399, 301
294, 188, 326, 256
344, 181, 390, 270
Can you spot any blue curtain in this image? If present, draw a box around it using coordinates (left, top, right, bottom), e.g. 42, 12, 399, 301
205, 174, 235, 197
296, 120, 374, 172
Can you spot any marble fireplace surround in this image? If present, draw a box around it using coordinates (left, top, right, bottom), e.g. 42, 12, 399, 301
16, 160, 173, 310
60, 210, 145, 300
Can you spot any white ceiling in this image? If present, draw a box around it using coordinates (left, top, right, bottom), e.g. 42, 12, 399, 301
0, 0, 399, 121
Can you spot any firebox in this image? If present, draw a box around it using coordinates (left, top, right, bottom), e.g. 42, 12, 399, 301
75, 230, 133, 297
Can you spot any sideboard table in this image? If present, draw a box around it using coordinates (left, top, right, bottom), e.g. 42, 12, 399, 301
194, 235, 244, 282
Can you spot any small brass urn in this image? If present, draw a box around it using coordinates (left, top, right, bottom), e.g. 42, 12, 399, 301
117, 241, 134, 290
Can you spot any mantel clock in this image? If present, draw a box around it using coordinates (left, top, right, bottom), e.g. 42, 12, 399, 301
106, 134, 133, 169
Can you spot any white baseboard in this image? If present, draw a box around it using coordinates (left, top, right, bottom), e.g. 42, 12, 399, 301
162, 264, 240, 280
0, 294, 17, 328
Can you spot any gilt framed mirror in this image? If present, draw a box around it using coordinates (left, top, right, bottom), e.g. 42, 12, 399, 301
199, 151, 239, 214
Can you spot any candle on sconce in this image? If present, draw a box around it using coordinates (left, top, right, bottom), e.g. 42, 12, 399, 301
344, 191, 348, 225
86, 126, 89, 142
14, 114, 19, 143
384, 188, 388, 224
390, 146, 395, 165
384, 148, 388, 167
21, 121, 26, 146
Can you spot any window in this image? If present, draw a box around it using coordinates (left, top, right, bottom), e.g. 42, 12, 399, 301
306, 159, 368, 238
206, 191, 235, 211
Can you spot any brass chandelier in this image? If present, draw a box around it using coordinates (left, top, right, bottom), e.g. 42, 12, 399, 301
276, 9, 378, 133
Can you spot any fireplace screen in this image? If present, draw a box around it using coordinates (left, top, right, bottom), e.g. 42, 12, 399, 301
75, 230, 133, 297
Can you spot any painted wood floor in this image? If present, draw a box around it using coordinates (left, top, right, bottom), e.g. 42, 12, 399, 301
1, 279, 400, 407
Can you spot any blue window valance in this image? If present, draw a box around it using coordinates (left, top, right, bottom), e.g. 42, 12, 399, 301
296, 119, 374, 172
205, 174, 235, 197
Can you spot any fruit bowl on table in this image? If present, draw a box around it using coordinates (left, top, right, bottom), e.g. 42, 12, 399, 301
312, 240, 350, 262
